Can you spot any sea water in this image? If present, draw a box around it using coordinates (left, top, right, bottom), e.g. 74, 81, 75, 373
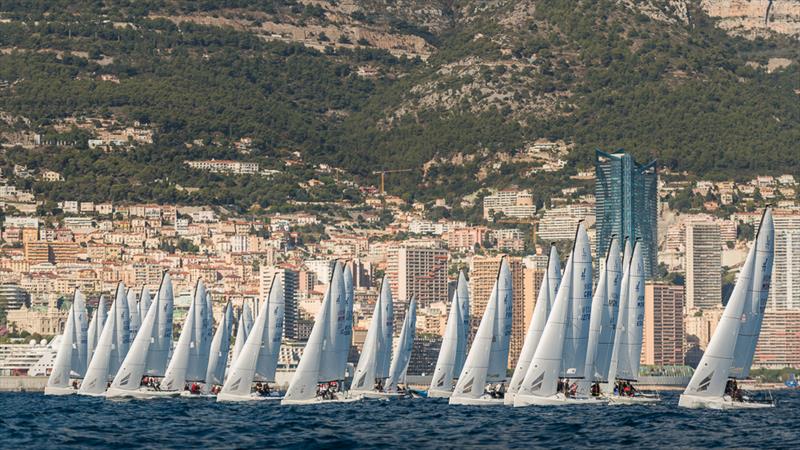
1, 390, 798, 448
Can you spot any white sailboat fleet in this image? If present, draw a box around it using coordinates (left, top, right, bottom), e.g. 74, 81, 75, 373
44, 209, 777, 410
679, 208, 775, 409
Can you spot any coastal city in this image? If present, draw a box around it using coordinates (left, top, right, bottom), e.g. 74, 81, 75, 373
0, 147, 797, 387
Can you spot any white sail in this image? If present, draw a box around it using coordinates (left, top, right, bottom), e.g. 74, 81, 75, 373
187, 280, 210, 381
378, 275, 394, 379
205, 302, 233, 386
203, 290, 214, 367
232, 309, 249, 365
515, 224, 587, 404
46, 290, 89, 391
283, 274, 332, 403
243, 300, 254, 334
429, 271, 469, 395
338, 263, 355, 379
351, 276, 392, 392
730, 211, 774, 378
144, 273, 174, 377
127, 288, 140, 342
582, 237, 622, 390
507, 246, 561, 400
79, 283, 131, 395
109, 279, 170, 395
681, 209, 774, 403
254, 278, 285, 382
87, 295, 108, 362
561, 227, 593, 378
320, 262, 347, 382
139, 287, 151, 323
450, 257, 513, 403
219, 278, 283, 400
161, 280, 209, 390
386, 297, 417, 392
606, 240, 645, 386
455, 271, 470, 377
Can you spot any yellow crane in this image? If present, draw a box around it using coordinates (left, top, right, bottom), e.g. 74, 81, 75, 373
372, 169, 413, 195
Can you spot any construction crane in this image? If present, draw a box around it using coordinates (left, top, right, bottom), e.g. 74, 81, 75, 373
372, 169, 413, 195
496, 218, 540, 253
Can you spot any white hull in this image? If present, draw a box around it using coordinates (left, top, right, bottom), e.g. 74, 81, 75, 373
356, 390, 409, 400
514, 393, 603, 407
217, 392, 283, 402
44, 386, 79, 396
281, 393, 363, 405
503, 393, 517, 406
77, 391, 107, 398
426, 389, 452, 399
105, 387, 181, 399
180, 391, 216, 399
449, 395, 506, 406
678, 394, 775, 410
606, 394, 661, 405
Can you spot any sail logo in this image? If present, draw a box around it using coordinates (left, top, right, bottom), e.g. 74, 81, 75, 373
528, 372, 545, 392
119, 372, 131, 386
229, 378, 240, 391
696, 372, 714, 392
461, 376, 474, 393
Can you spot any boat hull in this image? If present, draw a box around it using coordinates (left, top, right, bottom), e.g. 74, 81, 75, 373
217, 392, 283, 402
44, 386, 78, 396
426, 389, 452, 399
678, 394, 775, 410
356, 391, 410, 400
449, 395, 506, 406
281, 393, 363, 405
105, 387, 181, 399
606, 394, 661, 405
513, 393, 603, 407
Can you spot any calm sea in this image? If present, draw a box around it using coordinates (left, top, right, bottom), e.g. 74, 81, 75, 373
1, 390, 798, 449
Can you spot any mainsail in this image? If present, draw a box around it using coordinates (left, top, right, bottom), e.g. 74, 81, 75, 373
87, 295, 108, 362
386, 297, 417, 392
79, 282, 131, 395
219, 278, 284, 399
127, 288, 140, 341
561, 225, 593, 378
581, 236, 622, 394
143, 273, 174, 377
46, 290, 89, 391
162, 280, 211, 390
351, 275, 393, 392
507, 246, 561, 401
450, 257, 512, 403
205, 302, 234, 387
429, 271, 470, 396
516, 223, 588, 403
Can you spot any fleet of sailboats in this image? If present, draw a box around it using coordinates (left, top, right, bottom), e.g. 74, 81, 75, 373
44, 210, 778, 409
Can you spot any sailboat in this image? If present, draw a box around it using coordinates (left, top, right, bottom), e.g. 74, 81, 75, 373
161, 279, 213, 395
87, 294, 108, 363
576, 236, 622, 400
505, 246, 561, 405
603, 239, 658, 404
350, 275, 395, 398
79, 282, 131, 396
514, 223, 593, 406
385, 296, 417, 396
218, 278, 285, 402
45, 289, 89, 395
282, 261, 360, 405
107, 273, 178, 399
679, 208, 775, 409
204, 302, 233, 393
231, 301, 254, 365
449, 256, 513, 406
428, 271, 470, 398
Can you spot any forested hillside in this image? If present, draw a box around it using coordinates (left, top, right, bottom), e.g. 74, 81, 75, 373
0, 0, 797, 212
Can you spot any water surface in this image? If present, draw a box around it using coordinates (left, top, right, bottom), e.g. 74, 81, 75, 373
1, 391, 798, 449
